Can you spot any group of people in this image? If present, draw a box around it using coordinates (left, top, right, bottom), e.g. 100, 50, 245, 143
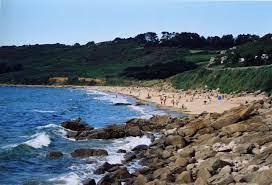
114, 86, 228, 110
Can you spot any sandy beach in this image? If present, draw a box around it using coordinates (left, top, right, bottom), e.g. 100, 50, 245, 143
90, 86, 266, 114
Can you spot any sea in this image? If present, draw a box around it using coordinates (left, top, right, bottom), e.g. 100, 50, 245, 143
0, 86, 179, 185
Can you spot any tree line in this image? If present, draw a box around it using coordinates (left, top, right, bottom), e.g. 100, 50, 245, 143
132, 32, 272, 49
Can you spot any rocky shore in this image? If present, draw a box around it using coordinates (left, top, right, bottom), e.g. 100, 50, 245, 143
55, 97, 272, 185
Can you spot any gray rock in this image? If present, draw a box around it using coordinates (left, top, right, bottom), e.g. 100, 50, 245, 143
71, 148, 108, 158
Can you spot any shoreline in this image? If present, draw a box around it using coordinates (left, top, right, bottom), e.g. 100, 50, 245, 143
1, 84, 267, 115
90, 86, 266, 115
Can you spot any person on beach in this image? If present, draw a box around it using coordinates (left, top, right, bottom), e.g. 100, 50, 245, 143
163, 95, 167, 105
175, 99, 179, 106
171, 99, 175, 106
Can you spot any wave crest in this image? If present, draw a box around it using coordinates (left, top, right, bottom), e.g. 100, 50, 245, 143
24, 132, 51, 148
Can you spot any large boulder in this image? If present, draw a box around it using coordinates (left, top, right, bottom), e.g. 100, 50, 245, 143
251, 169, 272, 185
132, 145, 148, 152
46, 151, 63, 159
71, 148, 108, 158
97, 167, 131, 185
94, 162, 122, 175
82, 179, 96, 185
61, 118, 94, 132
175, 171, 193, 184
164, 135, 186, 147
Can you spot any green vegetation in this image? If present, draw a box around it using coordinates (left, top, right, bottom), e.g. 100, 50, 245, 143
1, 32, 272, 94
210, 39, 272, 68
0, 39, 214, 84
171, 67, 272, 94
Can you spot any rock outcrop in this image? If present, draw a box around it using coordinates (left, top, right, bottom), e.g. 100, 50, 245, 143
71, 148, 108, 158
92, 98, 272, 185
63, 115, 181, 140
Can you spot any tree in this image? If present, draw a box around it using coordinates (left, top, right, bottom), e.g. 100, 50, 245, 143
134, 32, 159, 46
220, 35, 235, 48
235, 34, 259, 45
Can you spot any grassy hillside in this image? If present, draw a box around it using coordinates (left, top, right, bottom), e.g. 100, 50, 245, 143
0, 39, 215, 84
209, 39, 272, 68
171, 66, 272, 94
1, 33, 272, 94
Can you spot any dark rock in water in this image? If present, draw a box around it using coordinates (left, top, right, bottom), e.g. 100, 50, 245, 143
71, 148, 108, 158
85, 125, 127, 140
114, 103, 132, 106
126, 126, 142, 137
66, 115, 177, 140
97, 167, 131, 185
135, 101, 146, 106
117, 149, 126, 153
82, 178, 96, 185
94, 162, 122, 175
61, 118, 94, 132
46, 151, 63, 159
124, 152, 136, 162
132, 144, 148, 152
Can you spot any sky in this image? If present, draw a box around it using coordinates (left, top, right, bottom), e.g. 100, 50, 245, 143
1, 0, 272, 46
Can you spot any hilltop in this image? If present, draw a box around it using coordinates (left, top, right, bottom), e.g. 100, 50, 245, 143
0, 32, 272, 94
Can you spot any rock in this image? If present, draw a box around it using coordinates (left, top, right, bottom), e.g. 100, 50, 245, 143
132, 145, 148, 152
221, 123, 249, 134
123, 152, 136, 162
251, 169, 272, 185
232, 144, 255, 154
94, 162, 121, 175
174, 157, 189, 167
134, 174, 147, 185
97, 167, 131, 185
195, 146, 216, 160
175, 171, 192, 184
211, 159, 232, 172
61, 118, 94, 131
113, 167, 132, 179
46, 151, 63, 159
161, 150, 171, 159
247, 165, 259, 172
126, 126, 142, 137
117, 149, 126, 153
71, 148, 108, 158
210, 174, 234, 185
135, 102, 146, 106
82, 179, 96, 185
153, 167, 171, 180
197, 167, 212, 180
210, 104, 255, 130
165, 135, 186, 147
177, 147, 195, 158
194, 177, 209, 185
114, 103, 132, 106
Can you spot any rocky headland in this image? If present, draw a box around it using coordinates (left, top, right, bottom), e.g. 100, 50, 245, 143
58, 97, 272, 185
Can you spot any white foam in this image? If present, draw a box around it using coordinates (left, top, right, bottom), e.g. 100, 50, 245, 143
93, 93, 130, 104
33, 109, 56, 113
49, 172, 82, 185
37, 123, 58, 129
128, 105, 166, 119
1, 143, 18, 149
86, 89, 130, 104
24, 132, 51, 148
85, 89, 108, 96
105, 135, 152, 164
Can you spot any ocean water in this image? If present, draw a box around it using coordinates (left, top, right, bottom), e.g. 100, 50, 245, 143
0, 86, 176, 185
